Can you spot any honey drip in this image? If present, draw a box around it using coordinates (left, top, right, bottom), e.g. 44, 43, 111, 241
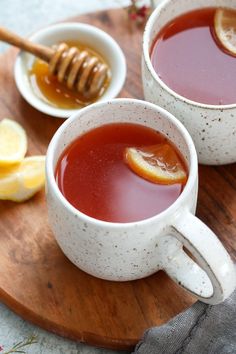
29, 41, 111, 109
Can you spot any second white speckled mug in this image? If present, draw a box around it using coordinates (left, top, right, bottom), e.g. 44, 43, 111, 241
142, 0, 236, 165
46, 99, 236, 304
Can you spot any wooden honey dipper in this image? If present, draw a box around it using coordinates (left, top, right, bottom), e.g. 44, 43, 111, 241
0, 26, 109, 98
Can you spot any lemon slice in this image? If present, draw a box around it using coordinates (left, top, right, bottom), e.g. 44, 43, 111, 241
0, 156, 45, 201
214, 8, 236, 56
0, 118, 27, 167
125, 144, 187, 185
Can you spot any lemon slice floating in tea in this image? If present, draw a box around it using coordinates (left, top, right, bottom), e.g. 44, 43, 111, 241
214, 8, 236, 56
125, 144, 187, 185
0, 156, 46, 202
0, 118, 27, 167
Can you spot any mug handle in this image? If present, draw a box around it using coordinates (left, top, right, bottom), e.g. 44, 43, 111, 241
161, 210, 236, 304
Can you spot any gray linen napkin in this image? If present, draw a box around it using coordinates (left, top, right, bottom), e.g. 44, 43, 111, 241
133, 289, 236, 354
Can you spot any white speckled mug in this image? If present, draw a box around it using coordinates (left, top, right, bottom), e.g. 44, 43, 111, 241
142, 0, 236, 165
46, 99, 236, 304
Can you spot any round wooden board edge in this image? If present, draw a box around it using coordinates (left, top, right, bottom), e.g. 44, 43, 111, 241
0, 8, 196, 351
0, 8, 143, 351
0, 281, 137, 351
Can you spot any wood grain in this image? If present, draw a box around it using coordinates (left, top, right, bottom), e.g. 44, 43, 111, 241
0, 8, 235, 351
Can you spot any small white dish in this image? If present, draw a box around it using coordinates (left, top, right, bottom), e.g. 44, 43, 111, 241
14, 22, 127, 118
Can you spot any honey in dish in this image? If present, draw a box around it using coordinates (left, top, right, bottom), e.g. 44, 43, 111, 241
151, 8, 236, 105
55, 123, 188, 223
29, 41, 111, 109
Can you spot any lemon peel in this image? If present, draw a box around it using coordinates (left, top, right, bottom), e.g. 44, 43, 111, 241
0, 156, 45, 202
214, 8, 236, 56
0, 118, 27, 167
125, 144, 187, 185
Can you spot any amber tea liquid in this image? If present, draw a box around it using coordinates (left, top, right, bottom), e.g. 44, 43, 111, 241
151, 8, 236, 105
55, 123, 187, 223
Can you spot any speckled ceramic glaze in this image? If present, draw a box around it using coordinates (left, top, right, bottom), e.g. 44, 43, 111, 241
46, 99, 236, 304
142, 0, 236, 165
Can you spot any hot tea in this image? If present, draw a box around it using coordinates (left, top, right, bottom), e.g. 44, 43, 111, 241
55, 122, 187, 223
151, 8, 236, 105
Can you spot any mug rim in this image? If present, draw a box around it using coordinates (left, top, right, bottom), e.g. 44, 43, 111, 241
143, 0, 236, 111
46, 98, 198, 229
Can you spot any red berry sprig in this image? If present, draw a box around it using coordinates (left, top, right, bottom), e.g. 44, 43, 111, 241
128, 1, 152, 24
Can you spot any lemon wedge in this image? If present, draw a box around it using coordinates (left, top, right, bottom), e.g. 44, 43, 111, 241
214, 8, 236, 56
125, 144, 187, 185
0, 156, 45, 202
0, 118, 27, 167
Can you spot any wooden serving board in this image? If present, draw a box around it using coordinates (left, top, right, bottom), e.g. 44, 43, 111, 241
0, 9, 235, 351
